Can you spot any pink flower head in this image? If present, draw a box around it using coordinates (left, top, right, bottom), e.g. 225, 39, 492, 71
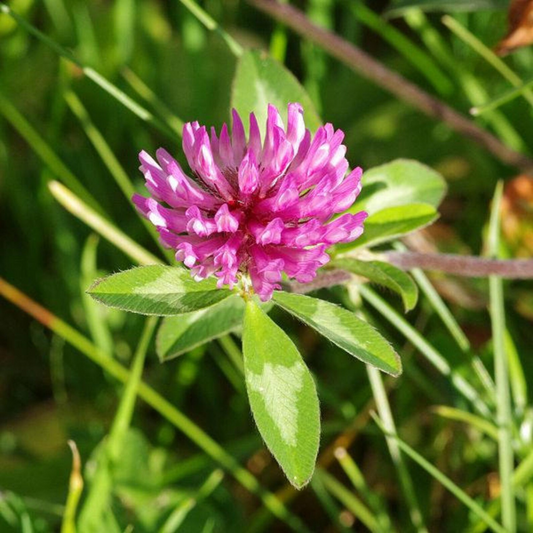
133, 103, 367, 301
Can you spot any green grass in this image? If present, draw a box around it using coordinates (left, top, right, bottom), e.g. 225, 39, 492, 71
0, 1, 532, 531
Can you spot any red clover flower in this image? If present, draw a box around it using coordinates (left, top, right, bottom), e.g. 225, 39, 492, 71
133, 103, 367, 300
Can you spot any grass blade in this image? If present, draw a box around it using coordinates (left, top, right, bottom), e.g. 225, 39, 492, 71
310, 474, 353, 533
108, 317, 158, 461
121, 67, 184, 138
0, 3, 176, 139
359, 285, 490, 417
469, 448, 533, 533
392, 242, 495, 402
42, 0, 72, 38
393, 244, 469, 352
217, 334, 244, 374
504, 329, 528, 416
160, 470, 224, 533
471, 76, 533, 116
61, 441, 84, 533
48, 181, 162, 266
64, 91, 136, 199
64, 90, 172, 259
315, 469, 379, 532
367, 367, 427, 533
488, 182, 516, 532
80, 235, 114, 354
334, 447, 393, 532
79, 317, 157, 531
403, 9, 526, 152
349, 2, 453, 95
372, 414, 507, 533
176, 0, 243, 56
114, 0, 136, 65
0, 89, 102, 214
432, 406, 498, 440
442, 15, 533, 108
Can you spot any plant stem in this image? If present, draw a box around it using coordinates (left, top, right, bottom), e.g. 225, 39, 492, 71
384, 252, 533, 279
218, 334, 244, 374
286, 252, 533, 295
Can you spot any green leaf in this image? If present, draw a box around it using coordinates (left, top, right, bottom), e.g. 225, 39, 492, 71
88, 266, 232, 316
243, 299, 320, 489
272, 292, 401, 376
231, 49, 322, 136
346, 203, 438, 250
331, 258, 418, 312
353, 159, 446, 216
157, 295, 246, 361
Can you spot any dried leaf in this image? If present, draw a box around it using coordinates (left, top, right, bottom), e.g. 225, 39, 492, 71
500, 174, 533, 257
495, 0, 533, 55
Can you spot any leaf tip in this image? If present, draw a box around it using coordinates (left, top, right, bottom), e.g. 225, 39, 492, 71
290, 470, 315, 490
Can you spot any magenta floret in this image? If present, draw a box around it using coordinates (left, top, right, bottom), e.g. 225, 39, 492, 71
133, 103, 367, 300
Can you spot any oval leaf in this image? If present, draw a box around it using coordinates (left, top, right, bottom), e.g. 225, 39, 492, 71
353, 159, 447, 216
343, 203, 438, 251
243, 299, 320, 489
88, 266, 232, 315
157, 295, 246, 361
231, 49, 322, 135
272, 292, 402, 376
331, 258, 418, 312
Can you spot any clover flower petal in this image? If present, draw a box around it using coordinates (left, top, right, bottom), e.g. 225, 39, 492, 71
134, 103, 367, 300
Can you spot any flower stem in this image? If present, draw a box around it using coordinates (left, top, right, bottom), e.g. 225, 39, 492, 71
286, 252, 533, 296
384, 252, 533, 279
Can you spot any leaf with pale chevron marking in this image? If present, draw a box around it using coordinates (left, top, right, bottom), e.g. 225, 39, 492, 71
243, 299, 320, 488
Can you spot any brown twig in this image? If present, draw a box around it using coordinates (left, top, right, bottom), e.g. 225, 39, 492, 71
285, 253, 533, 294
385, 251, 533, 278
284, 269, 352, 293
247, 0, 533, 172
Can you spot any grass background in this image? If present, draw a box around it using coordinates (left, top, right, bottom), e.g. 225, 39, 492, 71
0, 0, 532, 531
